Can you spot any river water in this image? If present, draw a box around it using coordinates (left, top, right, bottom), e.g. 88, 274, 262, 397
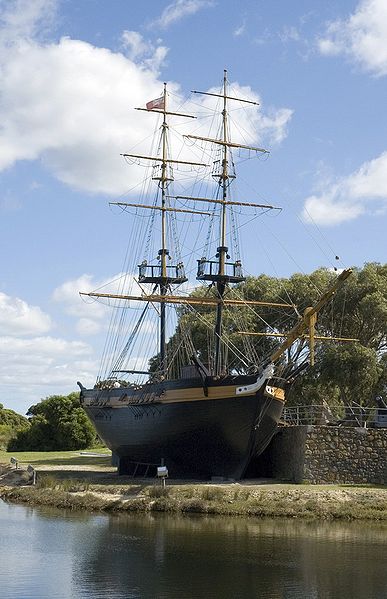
0, 499, 386, 599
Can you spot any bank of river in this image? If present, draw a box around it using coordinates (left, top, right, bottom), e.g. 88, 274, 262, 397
1, 498, 386, 598
1, 463, 386, 520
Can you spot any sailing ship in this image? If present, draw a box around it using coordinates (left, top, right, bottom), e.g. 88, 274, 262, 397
78, 71, 352, 479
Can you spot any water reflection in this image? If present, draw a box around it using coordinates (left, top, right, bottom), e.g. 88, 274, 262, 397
1, 499, 386, 598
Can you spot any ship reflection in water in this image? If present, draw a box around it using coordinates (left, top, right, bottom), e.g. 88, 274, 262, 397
1, 500, 386, 598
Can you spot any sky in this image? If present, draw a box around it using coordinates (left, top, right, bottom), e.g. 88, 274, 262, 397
0, 0, 386, 415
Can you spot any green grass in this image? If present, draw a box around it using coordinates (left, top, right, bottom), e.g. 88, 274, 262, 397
0, 448, 112, 467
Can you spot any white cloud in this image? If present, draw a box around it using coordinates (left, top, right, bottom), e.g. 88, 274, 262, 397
121, 30, 149, 61
257, 107, 293, 146
279, 26, 301, 44
76, 318, 102, 337
233, 22, 246, 37
0, 292, 52, 336
0, 0, 292, 197
0, 335, 89, 359
302, 151, 387, 225
0, 0, 58, 44
302, 193, 364, 226
0, 36, 171, 194
318, 0, 387, 77
191, 83, 293, 148
52, 272, 140, 335
52, 274, 108, 319
120, 30, 168, 71
0, 334, 96, 412
0, 1, 174, 194
150, 0, 214, 30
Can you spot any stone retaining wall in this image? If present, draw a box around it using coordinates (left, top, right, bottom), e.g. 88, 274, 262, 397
253, 426, 387, 484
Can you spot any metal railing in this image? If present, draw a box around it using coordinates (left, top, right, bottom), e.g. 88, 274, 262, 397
282, 404, 387, 428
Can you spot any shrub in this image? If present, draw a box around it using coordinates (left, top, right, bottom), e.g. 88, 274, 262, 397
0, 406, 29, 450
8, 392, 97, 451
181, 498, 207, 513
148, 485, 170, 498
232, 488, 250, 501
36, 474, 58, 489
0, 424, 16, 451
201, 486, 225, 501
60, 478, 90, 493
150, 497, 177, 512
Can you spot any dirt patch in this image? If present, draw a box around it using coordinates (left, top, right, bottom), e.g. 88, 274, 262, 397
0, 465, 32, 487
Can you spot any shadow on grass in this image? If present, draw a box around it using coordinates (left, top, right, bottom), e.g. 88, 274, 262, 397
36, 469, 118, 482
339, 483, 386, 489
35, 469, 157, 490
23, 456, 112, 467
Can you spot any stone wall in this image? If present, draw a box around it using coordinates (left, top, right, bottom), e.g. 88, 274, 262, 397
252, 425, 387, 484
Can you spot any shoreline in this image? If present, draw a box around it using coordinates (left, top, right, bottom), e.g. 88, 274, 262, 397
1, 464, 386, 521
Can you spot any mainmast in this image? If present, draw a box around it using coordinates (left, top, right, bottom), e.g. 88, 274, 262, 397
190, 69, 267, 376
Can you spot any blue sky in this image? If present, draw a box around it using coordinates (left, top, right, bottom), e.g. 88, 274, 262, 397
0, 0, 386, 414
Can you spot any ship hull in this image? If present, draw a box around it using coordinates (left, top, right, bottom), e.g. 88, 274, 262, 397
81, 377, 284, 480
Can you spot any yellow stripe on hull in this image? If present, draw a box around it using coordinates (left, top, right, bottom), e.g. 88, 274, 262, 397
83, 384, 285, 407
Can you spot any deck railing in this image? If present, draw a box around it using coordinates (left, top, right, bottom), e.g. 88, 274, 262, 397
282, 404, 387, 428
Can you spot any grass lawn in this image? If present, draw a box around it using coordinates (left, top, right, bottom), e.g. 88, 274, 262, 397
0, 447, 112, 468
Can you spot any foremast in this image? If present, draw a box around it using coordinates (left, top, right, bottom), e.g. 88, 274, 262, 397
159, 84, 174, 375
111, 84, 203, 377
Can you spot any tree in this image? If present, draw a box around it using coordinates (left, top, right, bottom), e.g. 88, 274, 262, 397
0, 405, 29, 428
0, 405, 29, 450
157, 262, 387, 408
319, 344, 383, 406
8, 392, 98, 451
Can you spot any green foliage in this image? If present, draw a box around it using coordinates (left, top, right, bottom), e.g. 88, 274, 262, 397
0, 405, 29, 450
319, 344, 382, 406
8, 392, 97, 451
160, 262, 387, 408
36, 474, 59, 489
0, 406, 29, 428
200, 486, 226, 501
283, 263, 387, 407
0, 424, 16, 451
148, 485, 170, 498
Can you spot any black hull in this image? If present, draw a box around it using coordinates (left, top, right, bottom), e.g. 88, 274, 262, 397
81, 378, 284, 480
